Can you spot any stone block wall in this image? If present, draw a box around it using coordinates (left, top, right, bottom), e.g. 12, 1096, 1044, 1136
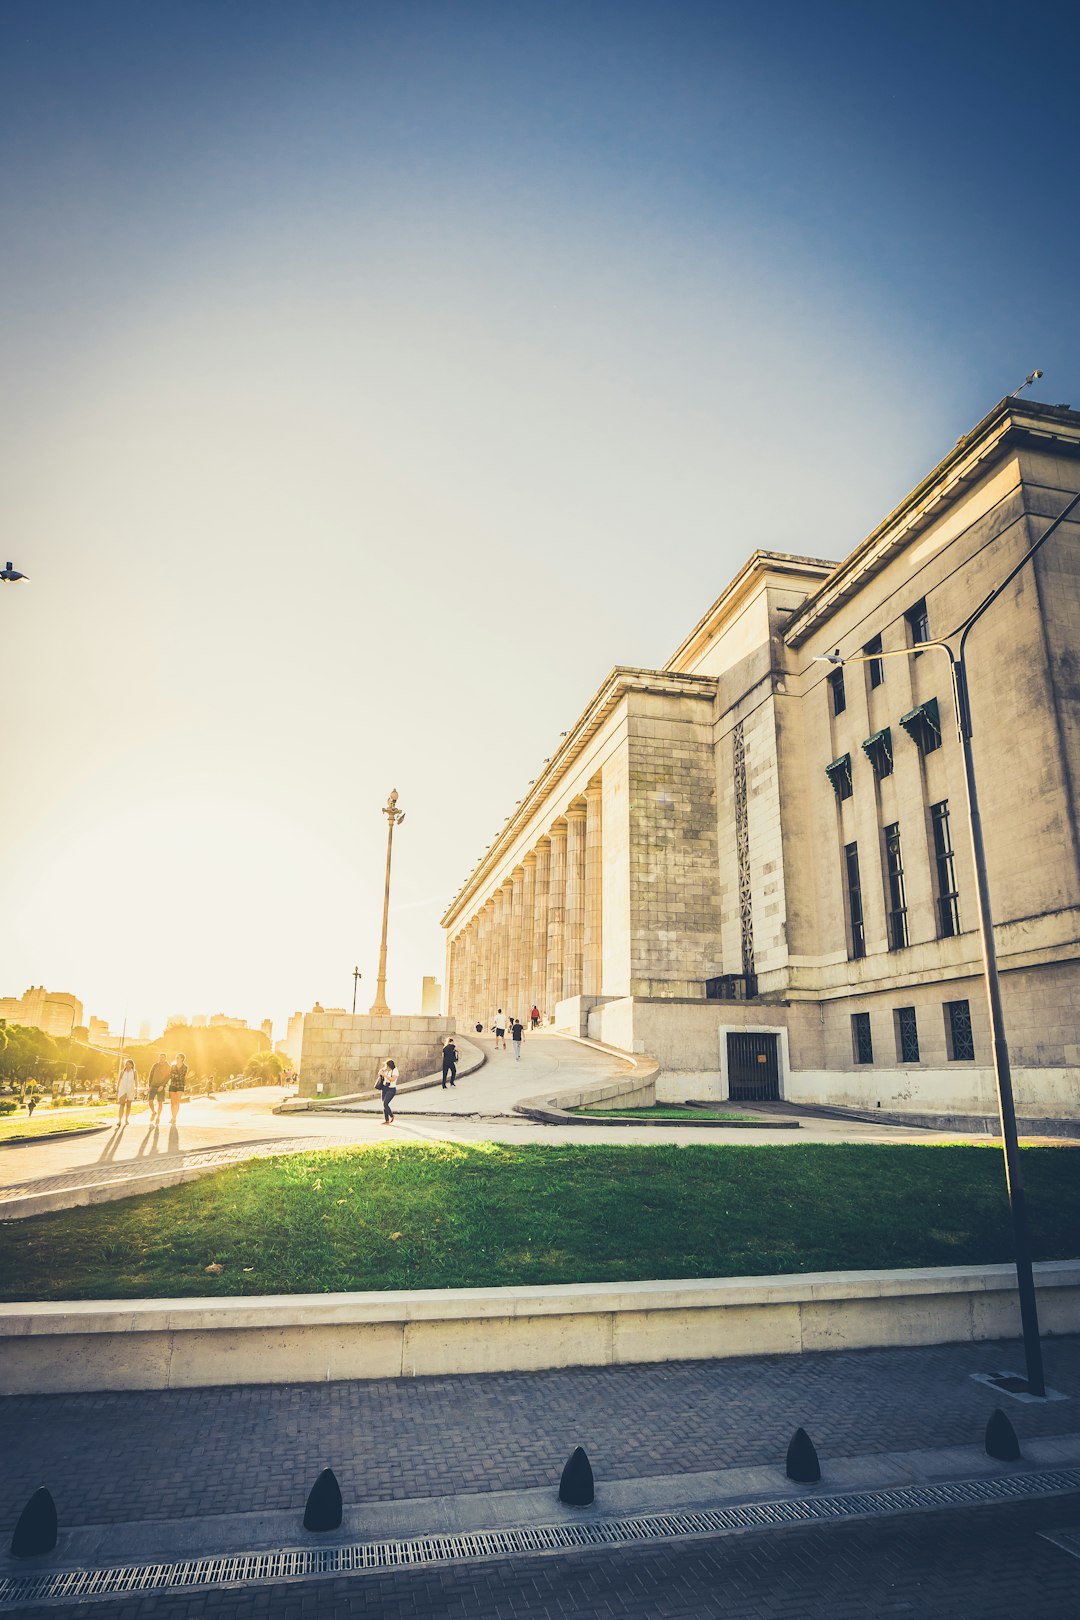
626, 691, 724, 997
299, 1013, 454, 1098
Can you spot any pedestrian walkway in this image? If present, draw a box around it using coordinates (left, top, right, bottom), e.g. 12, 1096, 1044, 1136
2, 1336, 1079, 1617
0, 1134, 350, 1218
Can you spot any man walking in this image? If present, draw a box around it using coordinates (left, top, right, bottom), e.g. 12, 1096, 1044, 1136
511, 1017, 524, 1061
441, 1036, 459, 1088
147, 1053, 170, 1122
493, 1010, 506, 1050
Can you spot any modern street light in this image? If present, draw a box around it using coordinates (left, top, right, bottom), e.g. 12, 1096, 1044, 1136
816, 486, 1080, 1397
1, 562, 28, 583
369, 789, 405, 1017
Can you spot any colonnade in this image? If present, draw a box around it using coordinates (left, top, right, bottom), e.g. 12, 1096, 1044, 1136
447, 780, 603, 1022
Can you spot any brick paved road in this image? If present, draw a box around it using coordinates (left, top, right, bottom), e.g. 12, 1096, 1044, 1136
4, 1338, 1078, 1532
9, 1497, 1080, 1618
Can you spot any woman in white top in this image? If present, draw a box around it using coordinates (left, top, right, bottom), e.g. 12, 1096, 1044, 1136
116, 1058, 138, 1128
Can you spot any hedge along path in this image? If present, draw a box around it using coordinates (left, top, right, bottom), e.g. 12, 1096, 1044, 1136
0, 1140, 1077, 1302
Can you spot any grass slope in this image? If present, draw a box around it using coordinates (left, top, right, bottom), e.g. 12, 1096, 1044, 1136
0, 1105, 145, 1144
1, 1141, 1077, 1301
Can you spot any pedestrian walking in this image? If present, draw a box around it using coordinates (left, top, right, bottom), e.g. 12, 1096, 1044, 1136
147, 1052, 170, 1122
493, 1009, 506, 1050
376, 1059, 398, 1123
530, 1005, 540, 1030
116, 1058, 138, 1127
26, 1094, 37, 1118
511, 1018, 524, 1061
441, 1037, 459, 1088
168, 1052, 188, 1124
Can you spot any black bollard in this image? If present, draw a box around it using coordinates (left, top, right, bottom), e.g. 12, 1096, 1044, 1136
985, 1408, 1022, 1462
785, 1427, 821, 1483
559, 1445, 595, 1506
10, 1486, 58, 1559
303, 1468, 343, 1532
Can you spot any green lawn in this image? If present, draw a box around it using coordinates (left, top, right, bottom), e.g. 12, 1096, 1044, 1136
0, 1104, 146, 1143
1, 1142, 1078, 1301
574, 1106, 758, 1121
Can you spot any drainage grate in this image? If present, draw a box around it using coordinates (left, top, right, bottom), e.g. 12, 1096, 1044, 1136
3, 1468, 1080, 1606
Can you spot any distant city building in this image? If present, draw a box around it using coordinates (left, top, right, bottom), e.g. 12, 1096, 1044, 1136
276, 1010, 305, 1066
260, 1018, 273, 1041
0, 986, 83, 1040
421, 976, 443, 1016
208, 1013, 246, 1029
138, 1021, 151, 1042
191, 1014, 208, 1029
444, 398, 1080, 1123
87, 1016, 123, 1051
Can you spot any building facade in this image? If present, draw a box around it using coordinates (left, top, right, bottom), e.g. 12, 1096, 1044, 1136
441, 398, 1080, 1120
0, 986, 83, 1040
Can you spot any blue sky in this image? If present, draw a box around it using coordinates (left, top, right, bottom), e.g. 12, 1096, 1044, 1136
1, 1, 1078, 1033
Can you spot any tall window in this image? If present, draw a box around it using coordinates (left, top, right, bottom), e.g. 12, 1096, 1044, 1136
865, 634, 884, 688
826, 755, 853, 801
906, 597, 930, 646
895, 1006, 920, 1063
852, 1012, 873, 1064
945, 999, 975, 1061
884, 823, 908, 949
931, 800, 960, 937
845, 842, 865, 959
828, 667, 846, 716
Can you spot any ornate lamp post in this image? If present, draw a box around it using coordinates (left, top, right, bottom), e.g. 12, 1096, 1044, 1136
369, 789, 405, 1016
818, 486, 1080, 1398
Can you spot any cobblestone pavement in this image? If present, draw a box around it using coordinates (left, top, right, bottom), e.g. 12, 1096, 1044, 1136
8, 1496, 1080, 1618
4, 1338, 1078, 1531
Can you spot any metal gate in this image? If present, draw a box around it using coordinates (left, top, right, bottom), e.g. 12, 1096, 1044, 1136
726, 1031, 780, 1102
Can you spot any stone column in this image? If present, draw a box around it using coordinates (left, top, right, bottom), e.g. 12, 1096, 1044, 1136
563, 802, 587, 1002
583, 780, 603, 996
478, 900, 495, 1020
519, 852, 537, 1012
546, 820, 567, 1015
507, 869, 524, 1020
464, 919, 479, 1022
490, 887, 506, 1020
532, 837, 551, 1019
447, 930, 463, 1021
498, 879, 514, 1013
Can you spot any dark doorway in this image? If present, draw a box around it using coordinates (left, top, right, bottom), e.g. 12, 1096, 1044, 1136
726, 1031, 780, 1102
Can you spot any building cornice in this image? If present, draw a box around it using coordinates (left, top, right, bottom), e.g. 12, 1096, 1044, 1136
441, 665, 717, 930
664, 550, 835, 674
784, 398, 1080, 649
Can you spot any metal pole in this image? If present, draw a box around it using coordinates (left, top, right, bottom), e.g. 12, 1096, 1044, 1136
952, 654, 1046, 1395
369, 790, 404, 1016
352, 967, 361, 1017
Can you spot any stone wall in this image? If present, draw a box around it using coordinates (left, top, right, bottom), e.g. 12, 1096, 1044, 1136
298, 1013, 454, 1099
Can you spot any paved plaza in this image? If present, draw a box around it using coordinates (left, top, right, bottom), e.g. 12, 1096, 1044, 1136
4, 1033, 1079, 1612
0, 1032, 1041, 1220
3, 1338, 1080, 1615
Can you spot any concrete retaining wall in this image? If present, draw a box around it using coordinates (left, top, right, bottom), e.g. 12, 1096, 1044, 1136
2, 1262, 1077, 1394
299, 1013, 454, 1098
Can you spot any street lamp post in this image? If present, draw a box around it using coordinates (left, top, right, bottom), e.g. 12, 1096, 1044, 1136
352, 965, 362, 1016
820, 487, 1080, 1397
369, 790, 405, 1017
1, 562, 28, 584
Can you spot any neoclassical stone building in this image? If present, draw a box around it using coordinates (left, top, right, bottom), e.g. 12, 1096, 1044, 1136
442, 398, 1080, 1120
